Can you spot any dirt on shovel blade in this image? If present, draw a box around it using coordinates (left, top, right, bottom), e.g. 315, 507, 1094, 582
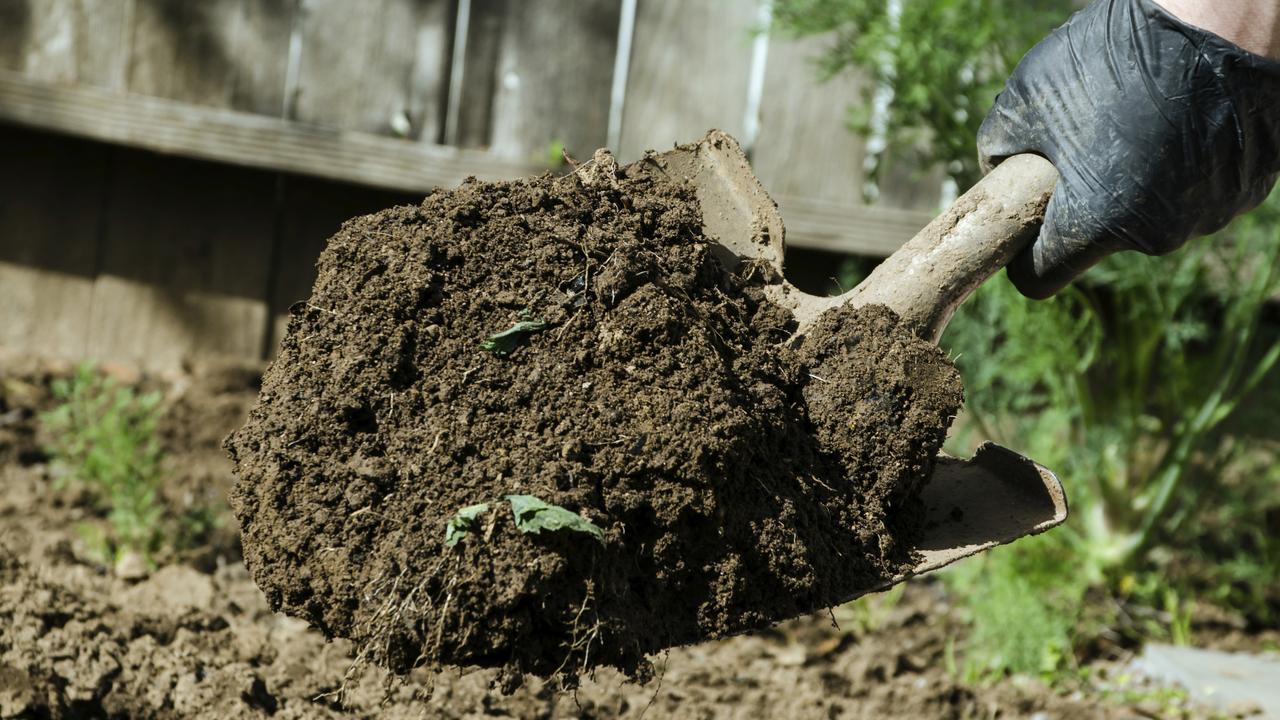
224, 151, 963, 684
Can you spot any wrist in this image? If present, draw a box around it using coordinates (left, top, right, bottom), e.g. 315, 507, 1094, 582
1154, 0, 1280, 58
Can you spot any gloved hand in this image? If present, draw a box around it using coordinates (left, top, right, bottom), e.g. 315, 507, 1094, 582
978, 0, 1280, 299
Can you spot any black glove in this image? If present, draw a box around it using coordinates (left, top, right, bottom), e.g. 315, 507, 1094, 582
978, 0, 1280, 299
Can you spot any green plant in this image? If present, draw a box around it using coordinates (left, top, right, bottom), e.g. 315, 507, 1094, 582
832, 583, 906, 635
481, 318, 548, 356
542, 139, 568, 170
444, 496, 605, 549
1163, 588, 1193, 646
445, 502, 491, 547
1154, 440, 1280, 626
941, 187, 1280, 675
944, 532, 1087, 680
1091, 676, 1196, 718
776, 0, 1280, 681
772, 0, 1073, 188
507, 495, 605, 544
41, 362, 167, 563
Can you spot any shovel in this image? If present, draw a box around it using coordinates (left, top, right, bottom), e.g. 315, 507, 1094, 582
641, 130, 1068, 593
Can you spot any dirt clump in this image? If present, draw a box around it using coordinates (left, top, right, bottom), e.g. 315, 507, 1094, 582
0, 553, 275, 719
225, 152, 963, 681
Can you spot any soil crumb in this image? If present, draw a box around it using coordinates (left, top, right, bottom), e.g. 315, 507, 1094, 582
225, 151, 963, 681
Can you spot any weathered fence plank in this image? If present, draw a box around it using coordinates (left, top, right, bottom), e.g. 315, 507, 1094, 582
449, 0, 499, 148
771, 193, 932, 257
85, 151, 278, 370
292, 0, 453, 141
617, 0, 759, 162
875, 146, 946, 212
127, 0, 293, 114
101, 0, 293, 370
751, 32, 866, 205
0, 0, 133, 90
478, 0, 620, 161
0, 127, 108, 359
0, 71, 539, 189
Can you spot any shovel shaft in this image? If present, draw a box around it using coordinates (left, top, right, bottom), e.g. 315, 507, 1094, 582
841, 154, 1059, 343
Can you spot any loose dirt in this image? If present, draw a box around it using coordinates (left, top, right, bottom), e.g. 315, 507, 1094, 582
0, 355, 1243, 718
224, 152, 963, 681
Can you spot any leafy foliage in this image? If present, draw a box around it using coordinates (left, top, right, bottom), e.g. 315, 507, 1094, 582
948, 187, 1280, 564
506, 495, 605, 544
1149, 429, 1280, 626
776, 0, 1280, 679
445, 502, 491, 547
771, 0, 1073, 187
41, 362, 167, 563
481, 319, 548, 356
945, 533, 1087, 680
941, 187, 1280, 674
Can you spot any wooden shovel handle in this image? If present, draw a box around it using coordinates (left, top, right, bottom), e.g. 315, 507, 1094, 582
841, 154, 1059, 343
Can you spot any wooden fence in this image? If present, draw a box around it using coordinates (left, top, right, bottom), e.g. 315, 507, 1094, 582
0, 0, 942, 372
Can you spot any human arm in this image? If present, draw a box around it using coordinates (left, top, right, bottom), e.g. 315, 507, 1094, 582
978, 0, 1280, 299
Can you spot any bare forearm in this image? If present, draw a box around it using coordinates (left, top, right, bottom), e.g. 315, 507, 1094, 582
1155, 0, 1280, 58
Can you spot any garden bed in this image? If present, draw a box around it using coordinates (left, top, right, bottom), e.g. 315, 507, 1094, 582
0, 352, 1253, 718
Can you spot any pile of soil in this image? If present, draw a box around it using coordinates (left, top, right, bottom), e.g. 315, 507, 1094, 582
225, 151, 963, 680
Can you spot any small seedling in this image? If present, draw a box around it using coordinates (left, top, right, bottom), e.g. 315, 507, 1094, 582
444, 502, 491, 547
506, 494, 605, 544
40, 361, 166, 565
481, 318, 548, 356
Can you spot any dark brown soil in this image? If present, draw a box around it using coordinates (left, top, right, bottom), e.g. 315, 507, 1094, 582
0, 354, 1241, 718
225, 152, 963, 681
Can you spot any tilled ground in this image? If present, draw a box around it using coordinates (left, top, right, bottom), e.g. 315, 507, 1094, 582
0, 355, 1240, 719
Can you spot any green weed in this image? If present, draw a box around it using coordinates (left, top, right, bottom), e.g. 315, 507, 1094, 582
481, 318, 548, 356
507, 495, 605, 544
41, 362, 166, 564
772, 0, 1072, 188
1091, 673, 1197, 718
832, 583, 906, 635
544, 139, 568, 170
944, 533, 1087, 681
445, 502, 491, 547
444, 496, 605, 549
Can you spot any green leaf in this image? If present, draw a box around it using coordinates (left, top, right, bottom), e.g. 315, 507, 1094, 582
444, 502, 491, 548
481, 319, 548, 356
506, 494, 605, 544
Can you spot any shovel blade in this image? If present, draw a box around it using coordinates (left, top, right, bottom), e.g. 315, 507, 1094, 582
898, 443, 1068, 586
643, 131, 787, 272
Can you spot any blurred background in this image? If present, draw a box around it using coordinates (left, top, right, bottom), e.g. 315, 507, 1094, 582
1, 0, 1278, 716
0, 0, 946, 372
